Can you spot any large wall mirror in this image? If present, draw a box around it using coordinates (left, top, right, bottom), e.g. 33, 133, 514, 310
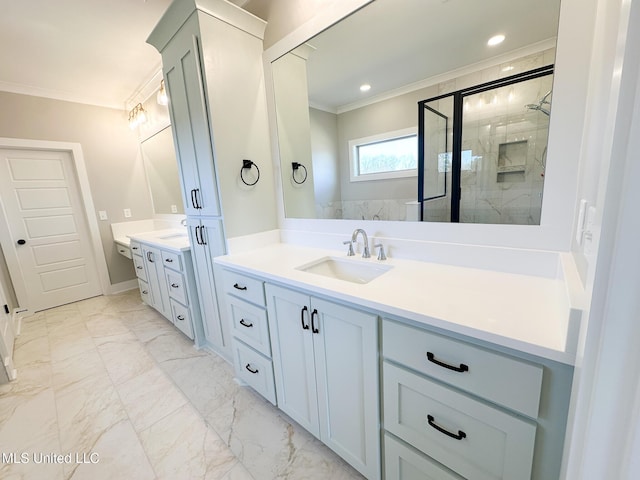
140, 125, 184, 215
271, 0, 561, 225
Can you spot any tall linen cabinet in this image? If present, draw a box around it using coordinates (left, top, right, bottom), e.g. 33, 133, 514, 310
147, 0, 277, 360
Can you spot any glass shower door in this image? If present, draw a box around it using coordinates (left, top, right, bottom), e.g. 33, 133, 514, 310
418, 96, 452, 222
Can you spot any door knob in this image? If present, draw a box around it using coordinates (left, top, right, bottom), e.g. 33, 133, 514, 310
17, 239, 26, 245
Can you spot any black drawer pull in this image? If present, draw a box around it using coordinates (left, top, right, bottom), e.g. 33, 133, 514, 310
171, 283, 179, 288
177, 315, 185, 321
427, 415, 466, 440
132, 246, 138, 250
300, 306, 309, 330
427, 352, 469, 373
233, 283, 247, 291
165, 258, 173, 263
142, 290, 148, 295
119, 249, 125, 253
136, 266, 143, 270
239, 319, 253, 328
245, 364, 259, 374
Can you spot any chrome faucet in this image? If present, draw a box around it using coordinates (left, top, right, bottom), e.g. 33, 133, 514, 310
351, 228, 370, 258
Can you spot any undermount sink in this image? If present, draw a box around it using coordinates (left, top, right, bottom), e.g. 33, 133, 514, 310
296, 256, 392, 284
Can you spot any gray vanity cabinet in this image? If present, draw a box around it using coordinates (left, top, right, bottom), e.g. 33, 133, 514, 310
147, 0, 274, 360
141, 244, 170, 319
266, 283, 381, 480
156, 12, 221, 218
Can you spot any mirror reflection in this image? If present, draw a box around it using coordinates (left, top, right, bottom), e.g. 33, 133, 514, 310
141, 126, 184, 215
271, 0, 561, 224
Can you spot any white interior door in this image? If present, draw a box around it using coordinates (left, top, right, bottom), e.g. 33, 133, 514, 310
0, 148, 102, 312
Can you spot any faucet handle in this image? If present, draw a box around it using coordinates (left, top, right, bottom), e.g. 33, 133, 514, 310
343, 240, 355, 256
374, 243, 387, 261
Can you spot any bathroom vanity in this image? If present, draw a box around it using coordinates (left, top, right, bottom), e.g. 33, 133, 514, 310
127, 229, 206, 345
214, 242, 580, 480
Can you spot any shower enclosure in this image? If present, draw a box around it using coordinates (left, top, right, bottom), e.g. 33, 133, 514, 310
418, 65, 554, 224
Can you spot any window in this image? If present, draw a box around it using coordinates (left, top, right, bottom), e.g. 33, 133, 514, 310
349, 128, 418, 182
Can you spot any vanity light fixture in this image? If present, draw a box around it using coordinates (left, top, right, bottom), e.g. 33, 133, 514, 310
157, 79, 168, 105
360, 83, 371, 92
487, 34, 505, 46
128, 103, 148, 129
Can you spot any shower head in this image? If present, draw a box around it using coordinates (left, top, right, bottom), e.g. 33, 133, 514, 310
525, 90, 552, 116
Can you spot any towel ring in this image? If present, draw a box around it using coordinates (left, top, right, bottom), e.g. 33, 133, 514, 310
292, 162, 308, 184
240, 159, 260, 186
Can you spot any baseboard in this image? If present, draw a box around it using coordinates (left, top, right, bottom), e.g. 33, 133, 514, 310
108, 279, 139, 295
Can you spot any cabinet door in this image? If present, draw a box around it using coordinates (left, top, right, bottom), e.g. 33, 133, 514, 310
311, 297, 380, 480
266, 284, 320, 437
142, 245, 169, 318
162, 14, 221, 217
187, 218, 229, 356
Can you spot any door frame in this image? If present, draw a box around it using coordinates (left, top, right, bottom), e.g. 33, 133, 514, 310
0, 137, 110, 313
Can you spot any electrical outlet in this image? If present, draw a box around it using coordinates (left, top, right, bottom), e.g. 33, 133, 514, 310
123, 208, 132, 218
98, 210, 108, 221
171, 204, 178, 213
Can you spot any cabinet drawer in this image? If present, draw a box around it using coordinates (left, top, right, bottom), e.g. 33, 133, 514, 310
384, 362, 536, 480
166, 269, 188, 305
222, 270, 265, 307
130, 240, 142, 256
384, 433, 464, 480
228, 298, 270, 357
161, 250, 183, 272
117, 245, 132, 259
169, 299, 194, 340
233, 340, 276, 405
138, 279, 151, 305
133, 255, 147, 282
383, 319, 543, 418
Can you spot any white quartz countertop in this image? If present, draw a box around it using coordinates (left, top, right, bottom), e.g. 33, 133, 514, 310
214, 243, 581, 365
127, 228, 190, 252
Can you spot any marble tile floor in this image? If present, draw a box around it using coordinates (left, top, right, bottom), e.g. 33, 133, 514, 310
0, 290, 365, 480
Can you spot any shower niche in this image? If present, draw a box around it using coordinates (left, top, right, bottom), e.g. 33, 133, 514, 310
497, 140, 527, 182
418, 66, 553, 225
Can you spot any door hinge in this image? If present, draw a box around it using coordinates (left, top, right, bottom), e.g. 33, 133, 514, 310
3, 305, 9, 315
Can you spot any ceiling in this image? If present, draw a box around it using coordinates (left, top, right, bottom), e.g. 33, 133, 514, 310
303, 0, 561, 110
0, 0, 247, 110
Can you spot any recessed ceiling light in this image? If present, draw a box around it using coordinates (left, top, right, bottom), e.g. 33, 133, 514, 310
360, 84, 371, 92
487, 34, 505, 46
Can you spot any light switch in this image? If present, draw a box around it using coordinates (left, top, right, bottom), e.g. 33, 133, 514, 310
171, 204, 178, 213
124, 208, 132, 218
98, 210, 108, 221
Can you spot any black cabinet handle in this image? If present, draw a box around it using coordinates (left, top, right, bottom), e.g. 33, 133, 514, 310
136, 266, 143, 270
311, 309, 319, 334
233, 283, 247, 291
190, 189, 197, 209
132, 246, 138, 250
427, 415, 466, 440
245, 364, 258, 374
199, 225, 207, 245
194, 188, 202, 209
426, 352, 469, 373
239, 319, 253, 328
142, 290, 148, 295
17, 239, 26, 245
177, 315, 185, 321
147, 251, 154, 263
119, 249, 125, 253
194, 225, 202, 245
165, 258, 173, 263
300, 306, 309, 330
171, 283, 179, 289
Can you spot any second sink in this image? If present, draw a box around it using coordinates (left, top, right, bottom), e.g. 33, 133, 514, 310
296, 256, 392, 284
